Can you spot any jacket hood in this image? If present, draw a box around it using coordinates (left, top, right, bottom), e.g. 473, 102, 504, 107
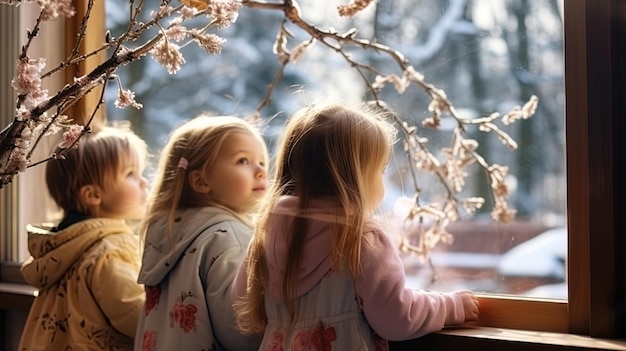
138, 206, 248, 286
265, 196, 343, 300
21, 219, 130, 289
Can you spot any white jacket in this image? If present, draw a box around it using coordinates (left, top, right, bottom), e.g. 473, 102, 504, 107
135, 206, 261, 351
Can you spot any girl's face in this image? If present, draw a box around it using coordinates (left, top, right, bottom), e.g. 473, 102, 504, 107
98, 150, 149, 220
204, 131, 268, 213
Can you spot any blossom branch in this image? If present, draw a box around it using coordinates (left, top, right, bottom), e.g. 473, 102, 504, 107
0, 0, 540, 266
240, 0, 539, 262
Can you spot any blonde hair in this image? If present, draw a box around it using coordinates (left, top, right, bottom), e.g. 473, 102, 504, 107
45, 123, 147, 217
141, 114, 267, 245
235, 103, 397, 333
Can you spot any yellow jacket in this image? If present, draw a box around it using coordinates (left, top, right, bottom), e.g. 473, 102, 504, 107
18, 218, 145, 351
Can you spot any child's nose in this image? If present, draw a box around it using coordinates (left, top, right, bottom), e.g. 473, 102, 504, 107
256, 164, 266, 178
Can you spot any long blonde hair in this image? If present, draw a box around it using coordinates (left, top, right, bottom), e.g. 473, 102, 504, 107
140, 114, 266, 245
235, 103, 397, 333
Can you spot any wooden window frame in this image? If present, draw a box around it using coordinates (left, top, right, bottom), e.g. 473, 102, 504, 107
456, 0, 624, 339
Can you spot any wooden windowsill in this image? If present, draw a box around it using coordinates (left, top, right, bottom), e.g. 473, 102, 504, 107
0, 282, 37, 311
1, 283, 624, 351
390, 326, 626, 351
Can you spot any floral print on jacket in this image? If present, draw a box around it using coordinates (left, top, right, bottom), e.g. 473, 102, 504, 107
169, 292, 198, 333
135, 207, 261, 351
232, 196, 469, 350
257, 269, 389, 350
18, 219, 145, 351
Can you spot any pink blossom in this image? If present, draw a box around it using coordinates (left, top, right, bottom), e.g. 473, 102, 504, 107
37, 0, 76, 21
13, 137, 30, 149
58, 124, 83, 149
180, 6, 198, 19
165, 24, 188, 42
491, 203, 516, 223
7, 148, 28, 173
12, 57, 46, 95
192, 32, 226, 55
15, 107, 31, 122
154, 5, 174, 18
205, 0, 242, 28
115, 89, 143, 109
12, 57, 50, 110
151, 39, 186, 74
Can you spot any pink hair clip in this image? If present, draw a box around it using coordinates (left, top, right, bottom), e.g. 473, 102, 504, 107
177, 157, 189, 170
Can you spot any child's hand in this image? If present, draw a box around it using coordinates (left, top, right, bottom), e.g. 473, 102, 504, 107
455, 290, 479, 322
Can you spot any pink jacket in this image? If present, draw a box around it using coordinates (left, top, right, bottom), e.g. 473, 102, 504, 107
233, 196, 468, 346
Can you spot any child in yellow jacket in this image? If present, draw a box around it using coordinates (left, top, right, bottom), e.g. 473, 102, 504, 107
18, 125, 149, 351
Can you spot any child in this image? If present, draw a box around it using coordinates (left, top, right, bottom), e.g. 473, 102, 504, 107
232, 103, 480, 350
135, 115, 266, 351
18, 125, 149, 351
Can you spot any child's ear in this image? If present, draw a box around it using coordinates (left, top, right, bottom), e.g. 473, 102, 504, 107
189, 170, 210, 193
79, 184, 102, 206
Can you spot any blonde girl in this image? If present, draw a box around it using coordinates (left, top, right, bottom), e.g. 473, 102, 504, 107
232, 103, 480, 350
19, 125, 149, 351
135, 115, 266, 351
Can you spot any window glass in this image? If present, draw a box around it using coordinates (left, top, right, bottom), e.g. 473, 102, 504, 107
105, 0, 566, 299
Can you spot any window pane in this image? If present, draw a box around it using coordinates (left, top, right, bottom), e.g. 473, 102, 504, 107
5, 3, 68, 262
106, 0, 566, 299
379, 0, 566, 299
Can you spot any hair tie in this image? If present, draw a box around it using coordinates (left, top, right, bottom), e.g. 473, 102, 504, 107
177, 157, 189, 170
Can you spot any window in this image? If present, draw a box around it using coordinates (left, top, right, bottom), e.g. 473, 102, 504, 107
1, 0, 624, 343
0, 1, 106, 265
0, 3, 68, 267
106, 0, 569, 302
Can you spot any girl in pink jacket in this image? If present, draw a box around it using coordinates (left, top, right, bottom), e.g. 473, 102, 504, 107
232, 103, 480, 350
